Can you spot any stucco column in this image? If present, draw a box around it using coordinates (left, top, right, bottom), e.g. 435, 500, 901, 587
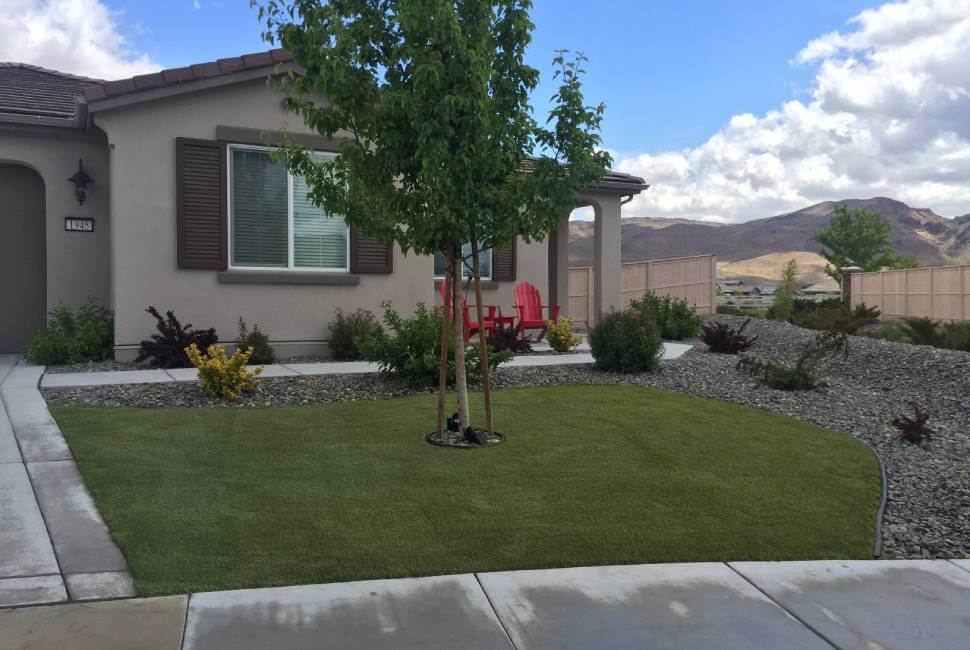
547, 213, 571, 316
593, 195, 622, 320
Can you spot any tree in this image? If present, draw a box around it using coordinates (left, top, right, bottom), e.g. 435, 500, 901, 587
767, 258, 797, 321
254, 0, 610, 436
814, 205, 909, 283
768, 260, 798, 321
887, 254, 919, 270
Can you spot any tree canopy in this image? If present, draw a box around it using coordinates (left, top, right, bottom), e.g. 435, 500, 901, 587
253, 0, 611, 258
814, 205, 912, 283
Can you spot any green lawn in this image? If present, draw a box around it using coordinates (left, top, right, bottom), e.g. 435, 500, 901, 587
53, 385, 881, 597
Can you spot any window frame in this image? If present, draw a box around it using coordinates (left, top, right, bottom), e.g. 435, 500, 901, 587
227, 143, 350, 274
433, 244, 493, 281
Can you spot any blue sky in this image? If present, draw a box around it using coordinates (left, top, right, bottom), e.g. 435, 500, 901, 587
6, 0, 969, 221
119, 0, 874, 155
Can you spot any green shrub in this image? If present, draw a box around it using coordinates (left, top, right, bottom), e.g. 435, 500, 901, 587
358, 302, 511, 387
859, 323, 911, 344
630, 294, 702, 340
899, 317, 947, 347
589, 308, 663, 373
23, 301, 114, 365
328, 308, 383, 360
546, 316, 582, 353
790, 303, 879, 335
892, 318, 970, 352
716, 305, 743, 316
861, 319, 969, 352
237, 318, 274, 364
736, 330, 848, 391
942, 321, 970, 352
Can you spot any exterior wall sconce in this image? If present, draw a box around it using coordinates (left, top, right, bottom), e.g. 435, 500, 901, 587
68, 158, 94, 205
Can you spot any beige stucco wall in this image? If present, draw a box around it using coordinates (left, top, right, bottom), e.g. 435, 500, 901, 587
0, 124, 111, 314
93, 78, 546, 357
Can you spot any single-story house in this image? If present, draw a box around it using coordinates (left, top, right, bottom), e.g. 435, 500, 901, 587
716, 282, 773, 297
798, 278, 842, 300
0, 51, 648, 358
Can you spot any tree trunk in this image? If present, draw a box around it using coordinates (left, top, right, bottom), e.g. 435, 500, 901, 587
470, 235, 494, 437
451, 245, 471, 430
436, 246, 453, 436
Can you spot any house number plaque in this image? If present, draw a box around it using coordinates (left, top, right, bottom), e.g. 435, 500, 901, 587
65, 217, 95, 232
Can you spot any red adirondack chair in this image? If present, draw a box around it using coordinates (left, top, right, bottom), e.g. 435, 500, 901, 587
513, 282, 560, 341
438, 281, 499, 342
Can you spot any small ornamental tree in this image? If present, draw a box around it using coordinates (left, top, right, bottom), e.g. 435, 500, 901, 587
254, 0, 610, 437
768, 258, 797, 322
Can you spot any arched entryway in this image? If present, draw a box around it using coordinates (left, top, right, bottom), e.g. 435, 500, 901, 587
0, 163, 46, 353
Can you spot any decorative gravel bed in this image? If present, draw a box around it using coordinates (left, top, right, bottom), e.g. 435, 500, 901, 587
45, 359, 143, 374
43, 315, 969, 560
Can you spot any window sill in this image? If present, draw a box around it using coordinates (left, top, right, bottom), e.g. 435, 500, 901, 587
218, 271, 361, 286
434, 279, 499, 291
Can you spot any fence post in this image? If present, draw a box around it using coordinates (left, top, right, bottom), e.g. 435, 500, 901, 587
880, 271, 885, 313
958, 266, 970, 320
710, 256, 717, 315
842, 266, 862, 307
903, 269, 909, 317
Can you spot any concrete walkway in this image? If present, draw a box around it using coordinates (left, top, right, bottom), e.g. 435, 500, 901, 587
39, 342, 694, 389
0, 356, 134, 608
3, 560, 970, 649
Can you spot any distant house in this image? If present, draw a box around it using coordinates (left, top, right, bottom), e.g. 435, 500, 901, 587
717, 281, 775, 297
799, 278, 841, 301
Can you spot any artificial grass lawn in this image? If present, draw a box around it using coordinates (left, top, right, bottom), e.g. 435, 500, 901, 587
52, 385, 881, 597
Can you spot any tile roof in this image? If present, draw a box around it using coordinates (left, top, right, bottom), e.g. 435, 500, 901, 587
522, 156, 648, 192
0, 63, 101, 120
82, 49, 293, 102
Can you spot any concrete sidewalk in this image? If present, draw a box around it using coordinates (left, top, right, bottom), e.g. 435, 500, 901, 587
39, 342, 694, 389
4, 560, 970, 649
0, 356, 134, 608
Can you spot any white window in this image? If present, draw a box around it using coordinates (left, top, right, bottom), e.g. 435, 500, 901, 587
434, 243, 492, 280
228, 145, 348, 272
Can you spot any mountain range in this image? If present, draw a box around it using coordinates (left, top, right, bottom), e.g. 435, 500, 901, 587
569, 197, 970, 285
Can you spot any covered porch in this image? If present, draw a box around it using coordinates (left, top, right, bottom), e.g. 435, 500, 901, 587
547, 172, 649, 324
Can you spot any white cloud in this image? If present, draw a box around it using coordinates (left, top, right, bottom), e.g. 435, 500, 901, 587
0, 0, 161, 80
617, 0, 970, 222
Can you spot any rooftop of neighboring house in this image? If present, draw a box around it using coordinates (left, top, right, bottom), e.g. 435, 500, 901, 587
799, 278, 841, 294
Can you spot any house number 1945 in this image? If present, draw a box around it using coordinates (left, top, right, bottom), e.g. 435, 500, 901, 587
65, 217, 95, 232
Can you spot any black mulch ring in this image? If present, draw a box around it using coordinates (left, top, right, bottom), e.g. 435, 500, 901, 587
425, 430, 506, 449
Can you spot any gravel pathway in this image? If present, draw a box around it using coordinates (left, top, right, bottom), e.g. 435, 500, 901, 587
43, 315, 969, 560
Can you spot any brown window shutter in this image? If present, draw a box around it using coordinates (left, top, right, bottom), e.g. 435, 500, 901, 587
176, 138, 226, 270
350, 227, 393, 274
491, 240, 516, 281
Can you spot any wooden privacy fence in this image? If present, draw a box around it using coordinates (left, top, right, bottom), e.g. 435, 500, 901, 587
850, 265, 970, 322
569, 254, 717, 327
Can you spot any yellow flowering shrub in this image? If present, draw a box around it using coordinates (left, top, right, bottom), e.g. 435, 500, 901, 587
546, 316, 582, 353
185, 343, 263, 400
